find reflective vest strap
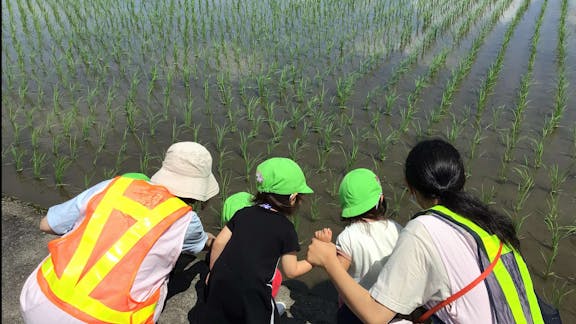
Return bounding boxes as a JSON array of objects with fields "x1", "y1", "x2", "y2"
[
  {"x1": 59, "y1": 177, "x2": 134, "y2": 287},
  {"x1": 428, "y1": 205, "x2": 537, "y2": 323},
  {"x1": 514, "y1": 252, "x2": 545, "y2": 324},
  {"x1": 75, "y1": 197, "x2": 187, "y2": 294}
]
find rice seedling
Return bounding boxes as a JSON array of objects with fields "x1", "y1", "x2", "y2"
[
  {"x1": 309, "y1": 196, "x2": 321, "y2": 221},
  {"x1": 242, "y1": 152, "x2": 262, "y2": 184},
  {"x1": 10, "y1": 145, "x2": 25, "y2": 173},
  {"x1": 541, "y1": 195, "x2": 574, "y2": 278},
  {"x1": 288, "y1": 137, "x2": 308, "y2": 163},
  {"x1": 244, "y1": 96, "x2": 260, "y2": 122},
  {"x1": 53, "y1": 155, "x2": 72, "y2": 186},
  {"x1": 529, "y1": 136, "x2": 545, "y2": 169},
  {"x1": 316, "y1": 146, "x2": 333, "y2": 174},
  {"x1": 217, "y1": 147, "x2": 231, "y2": 181},
  {"x1": 215, "y1": 123, "x2": 230, "y2": 153},
  {"x1": 512, "y1": 166, "x2": 535, "y2": 215},
  {"x1": 341, "y1": 129, "x2": 360, "y2": 172},
  {"x1": 32, "y1": 150, "x2": 47, "y2": 180},
  {"x1": 103, "y1": 167, "x2": 118, "y2": 179},
  {"x1": 547, "y1": 164, "x2": 568, "y2": 197},
  {"x1": 545, "y1": 280, "x2": 574, "y2": 310},
  {"x1": 445, "y1": 111, "x2": 467, "y2": 143}
]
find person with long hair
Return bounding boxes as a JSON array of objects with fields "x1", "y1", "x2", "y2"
[{"x1": 307, "y1": 139, "x2": 546, "y2": 323}]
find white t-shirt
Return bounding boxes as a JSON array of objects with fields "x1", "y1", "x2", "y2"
[
  {"x1": 369, "y1": 215, "x2": 494, "y2": 323},
  {"x1": 336, "y1": 219, "x2": 403, "y2": 289}
]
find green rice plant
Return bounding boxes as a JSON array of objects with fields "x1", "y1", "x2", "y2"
[
  {"x1": 217, "y1": 147, "x2": 231, "y2": 181},
  {"x1": 139, "y1": 151, "x2": 152, "y2": 175},
  {"x1": 445, "y1": 112, "x2": 467, "y2": 143},
  {"x1": 84, "y1": 172, "x2": 95, "y2": 189},
  {"x1": 288, "y1": 104, "x2": 306, "y2": 129},
  {"x1": 256, "y1": 74, "x2": 271, "y2": 101},
  {"x1": 319, "y1": 121, "x2": 339, "y2": 153},
  {"x1": 244, "y1": 96, "x2": 260, "y2": 122},
  {"x1": 295, "y1": 77, "x2": 308, "y2": 103},
  {"x1": 32, "y1": 150, "x2": 47, "y2": 180},
  {"x1": 547, "y1": 164, "x2": 568, "y2": 197},
  {"x1": 544, "y1": 279, "x2": 574, "y2": 309},
  {"x1": 69, "y1": 135, "x2": 79, "y2": 161},
  {"x1": 171, "y1": 119, "x2": 182, "y2": 143},
  {"x1": 512, "y1": 166, "x2": 534, "y2": 215},
  {"x1": 372, "y1": 128, "x2": 397, "y2": 162},
  {"x1": 478, "y1": 184, "x2": 496, "y2": 206},
  {"x1": 540, "y1": 194, "x2": 573, "y2": 278},
  {"x1": 268, "y1": 119, "x2": 289, "y2": 143},
  {"x1": 310, "y1": 196, "x2": 321, "y2": 221},
  {"x1": 53, "y1": 155, "x2": 72, "y2": 186},
  {"x1": 530, "y1": 136, "x2": 545, "y2": 168},
  {"x1": 288, "y1": 137, "x2": 308, "y2": 162},
  {"x1": 10, "y1": 145, "x2": 25, "y2": 173},
  {"x1": 103, "y1": 167, "x2": 118, "y2": 179},
  {"x1": 505, "y1": 208, "x2": 530, "y2": 238},
  {"x1": 316, "y1": 146, "x2": 333, "y2": 173},
  {"x1": 242, "y1": 152, "x2": 262, "y2": 184},
  {"x1": 249, "y1": 116, "x2": 265, "y2": 138},
  {"x1": 203, "y1": 78, "x2": 211, "y2": 103},
  {"x1": 31, "y1": 127, "x2": 43, "y2": 151},
  {"x1": 388, "y1": 186, "x2": 408, "y2": 220},
  {"x1": 217, "y1": 72, "x2": 233, "y2": 106},
  {"x1": 183, "y1": 99, "x2": 194, "y2": 128},
  {"x1": 336, "y1": 75, "x2": 355, "y2": 108},
  {"x1": 384, "y1": 90, "x2": 398, "y2": 115},
  {"x1": 341, "y1": 129, "x2": 360, "y2": 172},
  {"x1": 215, "y1": 123, "x2": 230, "y2": 153}
]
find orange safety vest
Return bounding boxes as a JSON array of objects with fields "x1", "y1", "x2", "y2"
[{"x1": 37, "y1": 176, "x2": 191, "y2": 323}]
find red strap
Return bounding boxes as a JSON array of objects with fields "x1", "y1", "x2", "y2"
[{"x1": 417, "y1": 241, "x2": 504, "y2": 323}]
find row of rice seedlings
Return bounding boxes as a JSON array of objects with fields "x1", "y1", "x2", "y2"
[
  {"x1": 497, "y1": 0, "x2": 546, "y2": 179},
  {"x1": 427, "y1": 0, "x2": 515, "y2": 127},
  {"x1": 542, "y1": 0, "x2": 568, "y2": 137}
]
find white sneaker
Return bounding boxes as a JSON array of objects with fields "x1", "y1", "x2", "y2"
[{"x1": 276, "y1": 301, "x2": 286, "y2": 316}]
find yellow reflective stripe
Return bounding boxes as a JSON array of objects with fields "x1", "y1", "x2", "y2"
[
  {"x1": 76, "y1": 197, "x2": 186, "y2": 293},
  {"x1": 40, "y1": 177, "x2": 186, "y2": 323},
  {"x1": 514, "y1": 252, "x2": 544, "y2": 324},
  {"x1": 132, "y1": 302, "x2": 157, "y2": 323},
  {"x1": 42, "y1": 257, "x2": 135, "y2": 323},
  {"x1": 59, "y1": 177, "x2": 133, "y2": 288},
  {"x1": 491, "y1": 257, "x2": 527, "y2": 323},
  {"x1": 430, "y1": 205, "x2": 536, "y2": 323}
]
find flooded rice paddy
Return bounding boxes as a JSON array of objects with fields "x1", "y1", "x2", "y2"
[{"x1": 2, "y1": 0, "x2": 575, "y2": 321}]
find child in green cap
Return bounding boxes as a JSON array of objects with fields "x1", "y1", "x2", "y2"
[
  {"x1": 315, "y1": 168, "x2": 403, "y2": 323},
  {"x1": 219, "y1": 191, "x2": 285, "y2": 302},
  {"x1": 202, "y1": 157, "x2": 314, "y2": 323}
]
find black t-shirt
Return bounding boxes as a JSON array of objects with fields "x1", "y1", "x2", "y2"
[{"x1": 215, "y1": 205, "x2": 300, "y2": 285}]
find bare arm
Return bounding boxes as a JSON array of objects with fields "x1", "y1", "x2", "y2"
[
  {"x1": 307, "y1": 238, "x2": 396, "y2": 324},
  {"x1": 280, "y1": 252, "x2": 313, "y2": 279},
  {"x1": 209, "y1": 226, "x2": 232, "y2": 270},
  {"x1": 39, "y1": 216, "x2": 58, "y2": 235},
  {"x1": 315, "y1": 228, "x2": 351, "y2": 271}
]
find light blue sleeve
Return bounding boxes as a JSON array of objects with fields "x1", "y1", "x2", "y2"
[
  {"x1": 181, "y1": 211, "x2": 208, "y2": 254},
  {"x1": 46, "y1": 180, "x2": 112, "y2": 235}
]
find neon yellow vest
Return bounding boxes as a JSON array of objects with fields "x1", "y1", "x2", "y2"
[{"x1": 426, "y1": 205, "x2": 544, "y2": 324}]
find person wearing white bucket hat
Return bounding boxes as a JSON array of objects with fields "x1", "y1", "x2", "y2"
[{"x1": 20, "y1": 141, "x2": 220, "y2": 324}]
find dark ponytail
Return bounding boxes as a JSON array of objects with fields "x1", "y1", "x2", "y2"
[{"x1": 405, "y1": 139, "x2": 520, "y2": 251}]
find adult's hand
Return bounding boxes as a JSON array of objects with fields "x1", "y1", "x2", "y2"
[{"x1": 306, "y1": 237, "x2": 337, "y2": 268}]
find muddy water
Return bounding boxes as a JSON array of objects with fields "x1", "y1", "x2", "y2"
[{"x1": 2, "y1": 0, "x2": 575, "y2": 321}]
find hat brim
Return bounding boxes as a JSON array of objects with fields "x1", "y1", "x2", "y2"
[
  {"x1": 341, "y1": 194, "x2": 380, "y2": 218},
  {"x1": 151, "y1": 167, "x2": 219, "y2": 201},
  {"x1": 298, "y1": 184, "x2": 314, "y2": 194}
]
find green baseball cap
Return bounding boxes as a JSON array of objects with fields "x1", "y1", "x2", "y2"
[
  {"x1": 339, "y1": 168, "x2": 382, "y2": 218},
  {"x1": 222, "y1": 192, "x2": 253, "y2": 223},
  {"x1": 255, "y1": 157, "x2": 314, "y2": 195}
]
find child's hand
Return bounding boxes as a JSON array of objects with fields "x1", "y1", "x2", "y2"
[{"x1": 314, "y1": 228, "x2": 332, "y2": 242}]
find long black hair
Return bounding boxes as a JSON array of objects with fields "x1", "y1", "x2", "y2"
[{"x1": 405, "y1": 139, "x2": 520, "y2": 250}]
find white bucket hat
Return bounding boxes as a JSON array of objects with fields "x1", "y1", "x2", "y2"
[{"x1": 151, "y1": 142, "x2": 219, "y2": 201}]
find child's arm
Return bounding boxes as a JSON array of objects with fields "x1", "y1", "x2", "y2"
[
  {"x1": 209, "y1": 225, "x2": 232, "y2": 270},
  {"x1": 315, "y1": 228, "x2": 351, "y2": 271},
  {"x1": 280, "y1": 252, "x2": 313, "y2": 279}
]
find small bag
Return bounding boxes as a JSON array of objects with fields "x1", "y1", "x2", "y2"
[{"x1": 537, "y1": 294, "x2": 562, "y2": 324}]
